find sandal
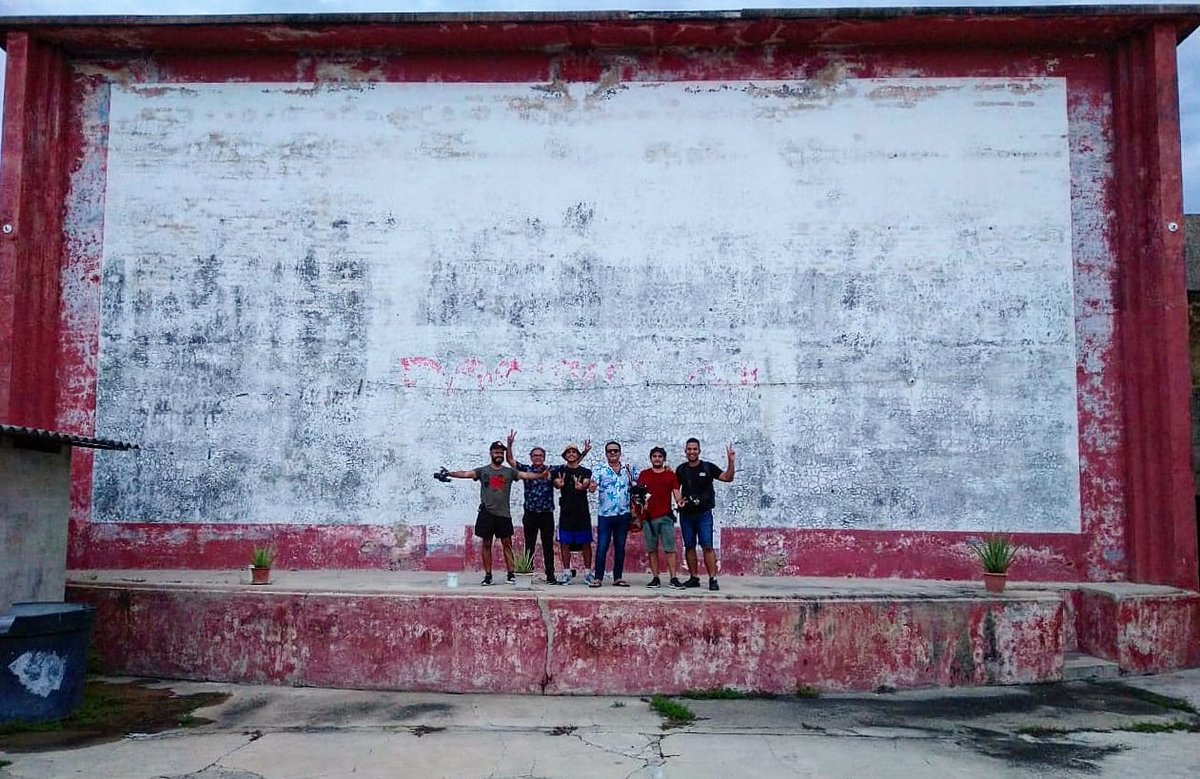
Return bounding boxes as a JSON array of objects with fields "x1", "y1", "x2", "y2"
[
  {"x1": 588, "y1": 579, "x2": 602, "y2": 588},
  {"x1": 614, "y1": 580, "x2": 630, "y2": 587}
]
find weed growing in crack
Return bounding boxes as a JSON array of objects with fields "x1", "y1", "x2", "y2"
[
  {"x1": 1017, "y1": 725, "x2": 1075, "y2": 737},
  {"x1": 1118, "y1": 720, "x2": 1199, "y2": 733},
  {"x1": 681, "y1": 688, "x2": 776, "y2": 700},
  {"x1": 548, "y1": 725, "x2": 577, "y2": 736},
  {"x1": 795, "y1": 685, "x2": 821, "y2": 699},
  {"x1": 650, "y1": 695, "x2": 696, "y2": 728},
  {"x1": 611, "y1": 701, "x2": 626, "y2": 708}
]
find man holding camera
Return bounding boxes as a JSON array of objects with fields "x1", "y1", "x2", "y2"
[
  {"x1": 675, "y1": 438, "x2": 735, "y2": 591},
  {"x1": 438, "y1": 440, "x2": 549, "y2": 586}
]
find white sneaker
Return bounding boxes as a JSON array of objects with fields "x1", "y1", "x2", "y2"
[
  {"x1": 583, "y1": 572, "x2": 596, "y2": 585},
  {"x1": 557, "y1": 571, "x2": 571, "y2": 585}
]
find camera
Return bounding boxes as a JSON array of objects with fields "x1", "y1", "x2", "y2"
[
  {"x1": 433, "y1": 468, "x2": 451, "y2": 483},
  {"x1": 683, "y1": 495, "x2": 703, "y2": 509}
]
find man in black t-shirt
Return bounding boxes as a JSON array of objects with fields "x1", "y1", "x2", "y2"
[
  {"x1": 553, "y1": 442, "x2": 595, "y2": 584},
  {"x1": 675, "y1": 437, "x2": 735, "y2": 591}
]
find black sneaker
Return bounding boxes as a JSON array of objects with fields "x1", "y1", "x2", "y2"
[
  {"x1": 709, "y1": 578, "x2": 720, "y2": 591},
  {"x1": 546, "y1": 574, "x2": 562, "y2": 585},
  {"x1": 506, "y1": 571, "x2": 516, "y2": 584},
  {"x1": 481, "y1": 573, "x2": 493, "y2": 586},
  {"x1": 647, "y1": 577, "x2": 661, "y2": 588},
  {"x1": 683, "y1": 576, "x2": 702, "y2": 589},
  {"x1": 669, "y1": 577, "x2": 686, "y2": 590}
]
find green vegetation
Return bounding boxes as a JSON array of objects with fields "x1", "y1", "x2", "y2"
[
  {"x1": 0, "y1": 759, "x2": 11, "y2": 768},
  {"x1": 795, "y1": 684, "x2": 821, "y2": 699},
  {"x1": 1118, "y1": 720, "x2": 1197, "y2": 733},
  {"x1": 681, "y1": 687, "x2": 776, "y2": 700},
  {"x1": 1017, "y1": 725, "x2": 1074, "y2": 737},
  {"x1": 611, "y1": 701, "x2": 626, "y2": 708},
  {"x1": 512, "y1": 550, "x2": 536, "y2": 575},
  {"x1": 0, "y1": 682, "x2": 126, "y2": 734},
  {"x1": 250, "y1": 545, "x2": 275, "y2": 569},
  {"x1": 649, "y1": 695, "x2": 696, "y2": 728},
  {"x1": 970, "y1": 535, "x2": 1020, "y2": 573}
]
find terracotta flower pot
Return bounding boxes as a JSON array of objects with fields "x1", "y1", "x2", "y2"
[
  {"x1": 983, "y1": 572, "x2": 1007, "y2": 593},
  {"x1": 251, "y1": 566, "x2": 271, "y2": 585}
]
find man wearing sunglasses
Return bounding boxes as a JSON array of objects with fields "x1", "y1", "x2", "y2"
[{"x1": 589, "y1": 441, "x2": 639, "y2": 588}]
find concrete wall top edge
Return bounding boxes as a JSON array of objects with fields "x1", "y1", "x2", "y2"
[{"x1": 2, "y1": 7, "x2": 1198, "y2": 56}]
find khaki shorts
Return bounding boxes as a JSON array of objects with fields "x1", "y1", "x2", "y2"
[{"x1": 642, "y1": 515, "x2": 676, "y2": 553}]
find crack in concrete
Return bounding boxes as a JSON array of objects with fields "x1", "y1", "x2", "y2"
[
  {"x1": 165, "y1": 730, "x2": 264, "y2": 779},
  {"x1": 764, "y1": 735, "x2": 806, "y2": 777},
  {"x1": 534, "y1": 591, "x2": 554, "y2": 694}
]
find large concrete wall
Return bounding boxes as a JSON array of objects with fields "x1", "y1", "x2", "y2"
[{"x1": 90, "y1": 77, "x2": 1080, "y2": 552}]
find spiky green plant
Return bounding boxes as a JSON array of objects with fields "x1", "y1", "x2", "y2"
[
  {"x1": 250, "y1": 545, "x2": 275, "y2": 569},
  {"x1": 513, "y1": 550, "x2": 536, "y2": 574},
  {"x1": 970, "y1": 536, "x2": 1019, "y2": 574}
]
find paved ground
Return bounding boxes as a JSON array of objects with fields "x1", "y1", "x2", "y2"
[{"x1": 3, "y1": 670, "x2": 1199, "y2": 778}]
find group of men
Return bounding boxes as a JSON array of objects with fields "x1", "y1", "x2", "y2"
[{"x1": 438, "y1": 432, "x2": 735, "y2": 591}]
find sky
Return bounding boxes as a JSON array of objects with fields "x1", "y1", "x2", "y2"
[{"x1": 0, "y1": 1, "x2": 1195, "y2": 211}]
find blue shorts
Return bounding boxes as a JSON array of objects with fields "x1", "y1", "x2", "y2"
[
  {"x1": 679, "y1": 510, "x2": 714, "y2": 549},
  {"x1": 558, "y1": 529, "x2": 593, "y2": 545}
]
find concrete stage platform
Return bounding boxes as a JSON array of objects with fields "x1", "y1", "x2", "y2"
[{"x1": 66, "y1": 570, "x2": 1200, "y2": 695}]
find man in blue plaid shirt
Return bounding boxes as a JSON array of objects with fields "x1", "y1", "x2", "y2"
[{"x1": 506, "y1": 430, "x2": 590, "y2": 584}]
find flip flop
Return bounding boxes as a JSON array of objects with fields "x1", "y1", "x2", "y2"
[
  {"x1": 588, "y1": 579, "x2": 602, "y2": 588},
  {"x1": 614, "y1": 580, "x2": 630, "y2": 587}
]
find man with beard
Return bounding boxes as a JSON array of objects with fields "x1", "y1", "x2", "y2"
[
  {"x1": 440, "y1": 440, "x2": 549, "y2": 586},
  {"x1": 675, "y1": 438, "x2": 735, "y2": 591},
  {"x1": 637, "y1": 446, "x2": 685, "y2": 589}
]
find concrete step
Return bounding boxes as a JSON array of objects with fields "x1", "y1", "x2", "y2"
[{"x1": 1063, "y1": 652, "x2": 1121, "y2": 681}]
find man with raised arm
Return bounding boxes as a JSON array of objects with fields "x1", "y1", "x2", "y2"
[
  {"x1": 439, "y1": 439, "x2": 549, "y2": 586},
  {"x1": 675, "y1": 438, "x2": 735, "y2": 591},
  {"x1": 505, "y1": 429, "x2": 591, "y2": 585}
]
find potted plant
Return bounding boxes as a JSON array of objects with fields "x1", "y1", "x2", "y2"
[
  {"x1": 250, "y1": 544, "x2": 275, "y2": 585},
  {"x1": 512, "y1": 550, "x2": 536, "y2": 591},
  {"x1": 971, "y1": 535, "x2": 1019, "y2": 593}
]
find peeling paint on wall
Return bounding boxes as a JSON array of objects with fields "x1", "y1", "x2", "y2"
[{"x1": 90, "y1": 77, "x2": 1080, "y2": 544}]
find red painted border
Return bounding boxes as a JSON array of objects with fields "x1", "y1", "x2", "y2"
[
  {"x1": 1112, "y1": 25, "x2": 1198, "y2": 589},
  {"x1": 0, "y1": 34, "x2": 73, "y2": 428}
]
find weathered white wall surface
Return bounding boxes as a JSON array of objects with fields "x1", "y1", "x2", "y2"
[{"x1": 92, "y1": 78, "x2": 1079, "y2": 546}]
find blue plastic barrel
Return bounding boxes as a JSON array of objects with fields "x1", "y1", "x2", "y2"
[{"x1": 0, "y1": 603, "x2": 95, "y2": 722}]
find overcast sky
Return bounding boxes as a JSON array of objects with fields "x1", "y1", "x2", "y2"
[{"x1": 0, "y1": 1, "x2": 1195, "y2": 211}]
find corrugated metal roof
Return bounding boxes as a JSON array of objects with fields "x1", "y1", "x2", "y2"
[{"x1": 0, "y1": 424, "x2": 138, "y2": 451}]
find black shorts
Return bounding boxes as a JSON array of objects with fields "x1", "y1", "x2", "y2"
[{"x1": 475, "y1": 506, "x2": 514, "y2": 540}]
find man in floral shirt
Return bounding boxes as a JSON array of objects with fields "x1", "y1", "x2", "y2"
[{"x1": 589, "y1": 441, "x2": 639, "y2": 588}]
